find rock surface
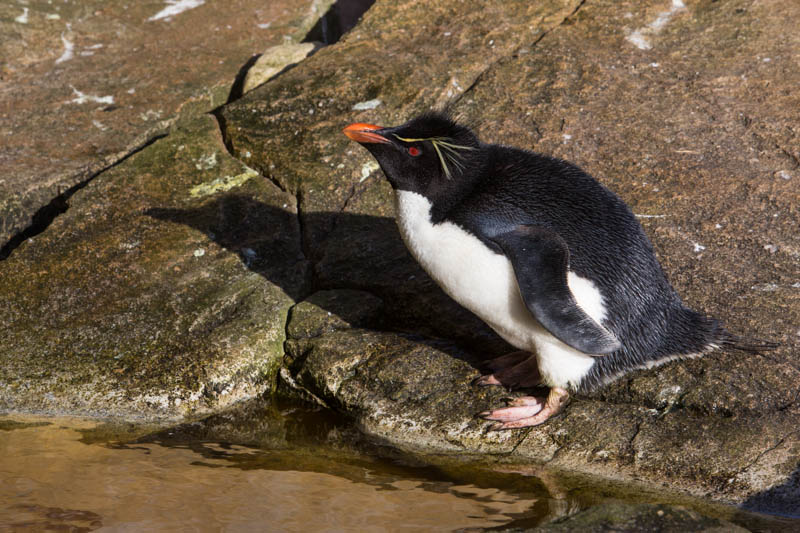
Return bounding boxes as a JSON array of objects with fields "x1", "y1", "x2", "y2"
[
  {"x1": 0, "y1": 0, "x2": 333, "y2": 248},
  {"x1": 529, "y1": 502, "x2": 749, "y2": 532},
  {"x1": 0, "y1": 112, "x2": 305, "y2": 420},
  {"x1": 241, "y1": 42, "x2": 317, "y2": 94},
  {"x1": 1, "y1": 0, "x2": 799, "y2": 518}
]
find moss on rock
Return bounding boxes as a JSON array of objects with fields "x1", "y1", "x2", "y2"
[{"x1": 0, "y1": 114, "x2": 306, "y2": 421}]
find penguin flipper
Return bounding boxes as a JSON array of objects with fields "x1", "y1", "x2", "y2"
[{"x1": 491, "y1": 225, "x2": 621, "y2": 355}]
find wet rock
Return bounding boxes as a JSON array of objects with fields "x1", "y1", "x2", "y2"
[
  {"x1": 0, "y1": 113, "x2": 306, "y2": 420},
  {"x1": 0, "y1": 419, "x2": 51, "y2": 432},
  {"x1": 284, "y1": 327, "x2": 520, "y2": 454},
  {"x1": 0, "y1": 0, "x2": 333, "y2": 248},
  {"x1": 529, "y1": 502, "x2": 749, "y2": 532}
]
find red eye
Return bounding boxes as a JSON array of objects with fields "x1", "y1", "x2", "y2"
[{"x1": 407, "y1": 146, "x2": 421, "y2": 157}]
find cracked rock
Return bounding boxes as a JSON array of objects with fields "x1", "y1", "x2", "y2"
[
  {"x1": 0, "y1": 114, "x2": 305, "y2": 421},
  {"x1": 0, "y1": 0, "x2": 330, "y2": 249}
]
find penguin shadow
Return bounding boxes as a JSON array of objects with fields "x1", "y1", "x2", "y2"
[
  {"x1": 738, "y1": 462, "x2": 800, "y2": 525},
  {"x1": 145, "y1": 193, "x2": 512, "y2": 368}
]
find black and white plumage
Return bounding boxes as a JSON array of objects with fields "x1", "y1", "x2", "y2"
[{"x1": 343, "y1": 112, "x2": 774, "y2": 429}]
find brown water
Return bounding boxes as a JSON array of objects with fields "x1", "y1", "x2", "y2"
[
  {"x1": 0, "y1": 401, "x2": 795, "y2": 532},
  {"x1": 0, "y1": 410, "x2": 545, "y2": 531},
  {"x1": 1, "y1": 422, "x2": 528, "y2": 531}
]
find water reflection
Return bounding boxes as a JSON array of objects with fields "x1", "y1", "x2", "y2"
[
  {"x1": 0, "y1": 406, "x2": 546, "y2": 532},
  {"x1": 2, "y1": 401, "x2": 796, "y2": 532}
]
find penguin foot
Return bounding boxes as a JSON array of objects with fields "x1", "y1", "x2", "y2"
[
  {"x1": 479, "y1": 399, "x2": 543, "y2": 421},
  {"x1": 504, "y1": 396, "x2": 542, "y2": 407},
  {"x1": 474, "y1": 351, "x2": 542, "y2": 389},
  {"x1": 483, "y1": 350, "x2": 530, "y2": 373},
  {"x1": 473, "y1": 374, "x2": 503, "y2": 387},
  {"x1": 482, "y1": 387, "x2": 569, "y2": 430}
]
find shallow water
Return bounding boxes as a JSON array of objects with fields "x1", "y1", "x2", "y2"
[
  {"x1": 0, "y1": 401, "x2": 795, "y2": 532},
  {"x1": 0, "y1": 406, "x2": 544, "y2": 531},
  {"x1": 1, "y1": 425, "x2": 527, "y2": 530}
]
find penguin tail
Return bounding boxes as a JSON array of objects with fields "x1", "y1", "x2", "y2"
[
  {"x1": 676, "y1": 307, "x2": 779, "y2": 354},
  {"x1": 717, "y1": 330, "x2": 780, "y2": 353}
]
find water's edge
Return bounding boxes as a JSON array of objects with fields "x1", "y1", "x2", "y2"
[{"x1": 2, "y1": 399, "x2": 796, "y2": 532}]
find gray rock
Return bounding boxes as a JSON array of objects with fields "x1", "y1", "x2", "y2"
[
  {"x1": 285, "y1": 327, "x2": 520, "y2": 454},
  {"x1": 286, "y1": 289, "x2": 383, "y2": 340},
  {"x1": 242, "y1": 43, "x2": 318, "y2": 94},
  {"x1": 1, "y1": 0, "x2": 798, "y2": 518}
]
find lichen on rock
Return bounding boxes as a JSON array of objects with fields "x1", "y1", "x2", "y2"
[{"x1": 0, "y1": 114, "x2": 305, "y2": 421}]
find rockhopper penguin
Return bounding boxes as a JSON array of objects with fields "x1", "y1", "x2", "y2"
[{"x1": 343, "y1": 112, "x2": 775, "y2": 430}]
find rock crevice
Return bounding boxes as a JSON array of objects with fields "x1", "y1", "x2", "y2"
[{"x1": 0, "y1": 129, "x2": 170, "y2": 261}]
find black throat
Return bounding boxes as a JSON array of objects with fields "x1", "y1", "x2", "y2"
[{"x1": 425, "y1": 144, "x2": 490, "y2": 223}]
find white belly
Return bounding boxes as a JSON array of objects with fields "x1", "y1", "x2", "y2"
[{"x1": 394, "y1": 190, "x2": 602, "y2": 389}]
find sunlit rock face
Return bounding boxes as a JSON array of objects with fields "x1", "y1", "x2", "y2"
[{"x1": 0, "y1": 0, "x2": 333, "y2": 248}]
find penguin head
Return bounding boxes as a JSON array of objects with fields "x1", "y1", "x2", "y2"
[{"x1": 343, "y1": 112, "x2": 483, "y2": 198}]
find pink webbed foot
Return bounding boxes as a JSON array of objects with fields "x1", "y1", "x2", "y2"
[
  {"x1": 481, "y1": 387, "x2": 570, "y2": 430},
  {"x1": 479, "y1": 397, "x2": 543, "y2": 422},
  {"x1": 472, "y1": 351, "x2": 542, "y2": 389}
]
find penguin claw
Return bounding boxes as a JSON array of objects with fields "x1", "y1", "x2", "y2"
[
  {"x1": 479, "y1": 403, "x2": 543, "y2": 422},
  {"x1": 481, "y1": 388, "x2": 570, "y2": 430},
  {"x1": 472, "y1": 374, "x2": 503, "y2": 387},
  {"x1": 505, "y1": 396, "x2": 542, "y2": 407}
]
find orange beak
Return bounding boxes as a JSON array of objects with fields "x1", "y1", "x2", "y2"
[{"x1": 343, "y1": 123, "x2": 390, "y2": 144}]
